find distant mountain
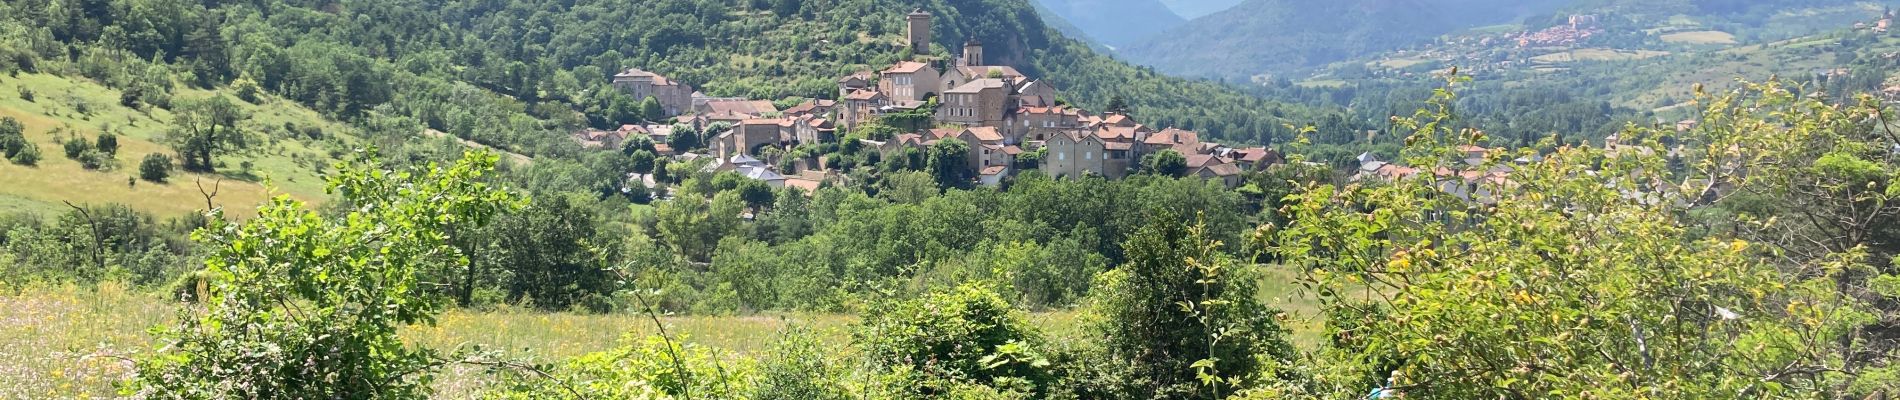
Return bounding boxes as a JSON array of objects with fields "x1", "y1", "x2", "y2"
[
  {"x1": 1120, "y1": 0, "x2": 1568, "y2": 79},
  {"x1": 1031, "y1": 0, "x2": 1186, "y2": 48},
  {"x1": 1157, "y1": 0, "x2": 1245, "y2": 19}
]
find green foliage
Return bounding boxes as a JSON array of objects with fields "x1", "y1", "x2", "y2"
[
  {"x1": 927, "y1": 139, "x2": 973, "y2": 189},
  {"x1": 167, "y1": 95, "x2": 248, "y2": 172},
  {"x1": 749, "y1": 327, "x2": 854, "y2": 400},
  {"x1": 858, "y1": 284, "x2": 1056, "y2": 396},
  {"x1": 494, "y1": 194, "x2": 617, "y2": 311},
  {"x1": 655, "y1": 189, "x2": 746, "y2": 263},
  {"x1": 94, "y1": 132, "x2": 118, "y2": 157},
  {"x1": 1140, "y1": 149, "x2": 1188, "y2": 177},
  {"x1": 493, "y1": 335, "x2": 754, "y2": 399},
  {"x1": 1090, "y1": 214, "x2": 1294, "y2": 399},
  {"x1": 61, "y1": 136, "x2": 89, "y2": 160},
  {"x1": 132, "y1": 150, "x2": 522, "y2": 398},
  {"x1": 1260, "y1": 81, "x2": 1878, "y2": 398},
  {"x1": 8, "y1": 141, "x2": 39, "y2": 166},
  {"x1": 139, "y1": 154, "x2": 173, "y2": 182}
]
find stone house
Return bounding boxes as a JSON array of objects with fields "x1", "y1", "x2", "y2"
[
  {"x1": 937, "y1": 78, "x2": 1009, "y2": 127},
  {"x1": 1043, "y1": 129, "x2": 1109, "y2": 179},
  {"x1": 711, "y1": 119, "x2": 789, "y2": 158},
  {"x1": 841, "y1": 89, "x2": 888, "y2": 130},
  {"x1": 612, "y1": 68, "x2": 694, "y2": 117},
  {"x1": 879, "y1": 61, "x2": 939, "y2": 105}
]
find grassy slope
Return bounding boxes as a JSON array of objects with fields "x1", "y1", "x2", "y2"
[
  {"x1": 0, "y1": 73, "x2": 357, "y2": 219},
  {"x1": 2, "y1": 267, "x2": 1328, "y2": 397}
]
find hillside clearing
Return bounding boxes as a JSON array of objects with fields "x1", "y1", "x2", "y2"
[
  {"x1": 0, "y1": 73, "x2": 356, "y2": 219},
  {"x1": 1661, "y1": 30, "x2": 1737, "y2": 45}
]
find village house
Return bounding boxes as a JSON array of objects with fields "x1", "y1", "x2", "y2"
[
  {"x1": 1042, "y1": 129, "x2": 1111, "y2": 179},
  {"x1": 711, "y1": 118, "x2": 791, "y2": 159},
  {"x1": 937, "y1": 78, "x2": 1010, "y2": 127},
  {"x1": 841, "y1": 89, "x2": 889, "y2": 130},
  {"x1": 879, "y1": 61, "x2": 939, "y2": 105},
  {"x1": 697, "y1": 99, "x2": 779, "y2": 117},
  {"x1": 612, "y1": 68, "x2": 694, "y2": 117}
]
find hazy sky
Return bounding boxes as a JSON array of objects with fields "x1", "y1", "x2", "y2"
[{"x1": 1159, "y1": 0, "x2": 1246, "y2": 18}]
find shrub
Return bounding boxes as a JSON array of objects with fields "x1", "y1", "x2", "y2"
[
  {"x1": 857, "y1": 284, "x2": 1055, "y2": 396},
  {"x1": 17, "y1": 86, "x2": 32, "y2": 102},
  {"x1": 62, "y1": 136, "x2": 90, "y2": 159},
  {"x1": 139, "y1": 154, "x2": 172, "y2": 182},
  {"x1": 493, "y1": 335, "x2": 755, "y2": 399},
  {"x1": 95, "y1": 133, "x2": 118, "y2": 157},
  {"x1": 131, "y1": 151, "x2": 521, "y2": 398},
  {"x1": 9, "y1": 142, "x2": 38, "y2": 166},
  {"x1": 77, "y1": 149, "x2": 106, "y2": 170}
]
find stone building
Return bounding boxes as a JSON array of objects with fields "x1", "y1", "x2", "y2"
[{"x1": 611, "y1": 68, "x2": 693, "y2": 117}]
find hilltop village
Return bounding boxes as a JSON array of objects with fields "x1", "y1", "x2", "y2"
[{"x1": 574, "y1": 10, "x2": 1279, "y2": 191}]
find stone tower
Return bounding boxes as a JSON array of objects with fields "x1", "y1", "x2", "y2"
[
  {"x1": 960, "y1": 38, "x2": 984, "y2": 67},
  {"x1": 907, "y1": 9, "x2": 932, "y2": 55}
]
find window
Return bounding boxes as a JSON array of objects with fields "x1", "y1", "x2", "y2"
[
  {"x1": 1058, "y1": 152, "x2": 1066, "y2": 161},
  {"x1": 1085, "y1": 151, "x2": 1093, "y2": 160}
]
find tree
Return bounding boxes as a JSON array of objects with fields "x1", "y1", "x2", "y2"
[
  {"x1": 95, "y1": 133, "x2": 118, "y2": 157},
  {"x1": 628, "y1": 150, "x2": 657, "y2": 175},
  {"x1": 654, "y1": 190, "x2": 744, "y2": 263},
  {"x1": 1092, "y1": 214, "x2": 1293, "y2": 399},
  {"x1": 668, "y1": 124, "x2": 702, "y2": 152},
  {"x1": 495, "y1": 194, "x2": 615, "y2": 311},
  {"x1": 926, "y1": 139, "x2": 972, "y2": 189},
  {"x1": 1255, "y1": 81, "x2": 1880, "y2": 398},
  {"x1": 168, "y1": 96, "x2": 248, "y2": 172},
  {"x1": 639, "y1": 97, "x2": 665, "y2": 122},
  {"x1": 139, "y1": 154, "x2": 173, "y2": 182},
  {"x1": 1141, "y1": 149, "x2": 1188, "y2": 177},
  {"x1": 133, "y1": 150, "x2": 522, "y2": 398}
]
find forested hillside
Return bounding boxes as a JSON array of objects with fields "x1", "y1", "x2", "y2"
[
  {"x1": 1120, "y1": 0, "x2": 1566, "y2": 79},
  {"x1": 0, "y1": 0, "x2": 1315, "y2": 151}
]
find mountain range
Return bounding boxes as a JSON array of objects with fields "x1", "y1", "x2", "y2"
[{"x1": 1030, "y1": 0, "x2": 1186, "y2": 48}]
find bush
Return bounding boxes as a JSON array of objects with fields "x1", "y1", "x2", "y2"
[
  {"x1": 95, "y1": 133, "x2": 118, "y2": 157},
  {"x1": 139, "y1": 154, "x2": 172, "y2": 182},
  {"x1": 17, "y1": 86, "x2": 32, "y2": 102},
  {"x1": 62, "y1": 136, "x2": 90, "y2": 159},
  {"x1": 857, "y1": 284, "x2": 1055, "y2": 396},
  {"x1": 9, "y1": 142, "x2": 38, "y2": 166},
  {"x1": 494, "y1": 335, "x2": 755, "y2": 399},
  {"x1": 77, "y1": 149, "x2": 106, "y2": 170}
]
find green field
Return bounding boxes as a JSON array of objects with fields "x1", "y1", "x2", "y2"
[
  {"x1": 0, "y1": 266, "x2": 1332, "y2": 397},
  {"x1": 0, "y1": 73, "x2": 356, "y2": 219}
]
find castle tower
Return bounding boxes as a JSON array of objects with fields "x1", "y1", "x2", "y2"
[
  {"x1": 907, "y1": 9, "x2": 932, "y2": 55},
  {"x1": 960, "y1": 38, "x2": 984, "y2": 67}
]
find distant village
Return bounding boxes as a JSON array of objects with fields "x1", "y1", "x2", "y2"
[{"x1": 573, "y1": 10, "x2": 1279, "y2": 192}]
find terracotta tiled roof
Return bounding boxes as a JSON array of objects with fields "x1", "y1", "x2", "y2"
[
  {"x1": 883, "y1": 61, "x2": 930, "y2": 74},
  {"x1": 981, "y1": 165, "x2": 1008, "y2": 176},
  {"x1": 1185, "y1": 154, "x2": 1222, "y2": 169},
  {"x1": 1000, "y1": 145, "x2": 1023, "y2": 155},
  {"x1": 947, "y1": 78, "x2": 1008, "y2": 94},
  {"x1": 964, "y1": 127, "x2": 1004, "y2": 142},
  {"x1": 1096, "y1": 126, "x2": 1142, "y2": 140},
  {"x1": 844, "y1": 89, "x2": 885, "y2": 101}
]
